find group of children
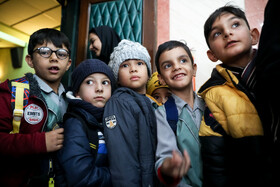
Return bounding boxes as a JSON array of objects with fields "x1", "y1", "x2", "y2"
[{"x1": 0, "y1": 0, "x2": 279, "y2": 186}]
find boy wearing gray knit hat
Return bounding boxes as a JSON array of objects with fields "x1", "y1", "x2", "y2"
[
  {"x1": 108, "y1": 39, "x2": 152, "y2": 82},
  {"x1": 103, "y1": 39, "x2": 158, "y2": 186}
]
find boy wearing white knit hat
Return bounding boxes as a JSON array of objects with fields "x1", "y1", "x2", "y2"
[{"x1": 103, "y1": 39, "x2": 158, "y2": 186}]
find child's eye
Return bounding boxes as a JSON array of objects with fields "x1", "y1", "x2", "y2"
[
  {"x1": 213, "y1": 32, "x2": 221, "y2": 38},
  {"x1": 102, "y1": 80, "x2": 110, "y2": 85},
  {"x1": 163, "y1": 64, "x2": 172, "y2": 69},
  {"x1": 180, "y1": 59, "x2": 187, "y2": 64},
  {"x1": 137, "y1": 61, "x2": 144, "y2": 66},
  {"x1": 153, "y1": 95, "x2": 159, "y2": 100},
  {"x1": 86, "y1": 80, "x2": 93, "y2": 85},
  {"x1": 121, "y1": 64, "x2": 129, "y2": 68},
  {"x1": 232, "y1": 22, "x2": 240, "y2": 28}
]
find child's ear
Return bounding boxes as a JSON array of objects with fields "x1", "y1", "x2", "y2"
[
  {"x1": 25, "y1": 55, "x2": 34, "y2": 68},
  {"x1": 207, "y1": 50, "x2": 218, "y2": 62},
  {"x1": 66, "y1": 59, "x2": 72, "y2": 71},
  {"x1": 192, "y1": 63, "x2": 197, "y2": 77},
  {"x1": 250, "y1": 28, "x2": 260, "y2": 46},
  {"x1": 157, "y1": 73, "x2": 167, "y2": 86}
]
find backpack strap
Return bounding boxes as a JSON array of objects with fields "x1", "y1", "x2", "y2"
[
  {"x1": 164, "y1": 96, "x2": 178, "y2": 134},
  {"x1": 10, "y1": 77, "x2": 30, "y2": 134},
  {"x1": 204, "y1": 106, "x2": 227, "y2": 136},
  {"x1": 63, "y1": 112, "x2": 99, "y2": 159}
]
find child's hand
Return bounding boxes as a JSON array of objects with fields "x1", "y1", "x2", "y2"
[
  {"x1": 45, "y1": 128, "x2": 64, "y2": 152},
  {"x1": 161, "y1": 150, "x2": 191, "y2": 179}
]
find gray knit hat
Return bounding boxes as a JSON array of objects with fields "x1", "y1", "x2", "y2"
[{"x1": 108, "y1": 39, "x2": 151, "y2": 80}]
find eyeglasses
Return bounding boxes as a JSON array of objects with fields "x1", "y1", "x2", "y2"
[{"x1": 33, "y1": 47, "x2": 69, "y2": 60}]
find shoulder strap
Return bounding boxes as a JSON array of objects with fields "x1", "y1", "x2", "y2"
[
  {"x1": 63, "y1": 112, "x2": 99, "y2": 159},
  {"x1": 10, "y1": 77, "x2": 30, "y2": 134},
  {"x1": 164, "y1": 96, "x2": 178, "y2": 134},
  {"x1": 204, "y1": 106, "x2": 227, "y2": 136}
]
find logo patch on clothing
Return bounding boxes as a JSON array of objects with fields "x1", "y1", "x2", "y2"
[
  {"x1": 24, "y1": 104, "x2": 43, "y2": 125},
  {"x1": 105, "y1": 115, "x2": 117, "y2": 129}
]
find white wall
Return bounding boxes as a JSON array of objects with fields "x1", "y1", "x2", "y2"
[{"x1": 169, "y1": 0, "x2": 245, "y2": 91}]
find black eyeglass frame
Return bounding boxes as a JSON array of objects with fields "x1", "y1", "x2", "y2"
[{"x1": 33, "y1": 47, "x2": 70, "y2": 60}]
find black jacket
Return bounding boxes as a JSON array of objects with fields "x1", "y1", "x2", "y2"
[
  {"x1": 199, "y1": 67, "x2": 266, "y2": 187},
  {"x1": 57, "y1": 94, "x2": 111, "y2": 186},
  {"x1": 103, "y1": 87, "x2": 157, "y2": 187},
  {"x1": 254, "y1": 1, "x2": 280, "y2": 184}
]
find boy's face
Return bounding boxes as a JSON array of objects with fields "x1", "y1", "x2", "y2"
[
  {"x1": 207, "y1": 13, "x2": 259, "y2": 66},
  {"x1": 152, "y1": 87, "x2": 171, "y2": 104},
  {"x1": 76, "y1": 73, "x2": 112, "y2": 108},
  {"x1": 157, "y1": 47, "x2": 196, "y2": 92},
  {"x1": 118, "y1": 59, "x2": 149, "y2": 94},
  {"x1": 89, "y1": 33, "x2": 102, "y2": 57},
  {"x1": 25, "y1": 42, "x2": 71, "y2": 86}
]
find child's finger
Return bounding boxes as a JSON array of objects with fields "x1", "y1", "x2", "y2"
[
  {"x1": 177, "y1": 150, "x2": 191, "y2": 178},
  {"x1": 172, "y1": 150, "x2": 183, "y2": 167},
  {"x1": 183, "y1": 150, "x2": 191, "y2": 173}
]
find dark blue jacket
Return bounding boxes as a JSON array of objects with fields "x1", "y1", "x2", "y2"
[
  {"x1": 103, "y1": 87, "x2": 157, "y2": 187},
  {"x1": 56, "y1": 94, "x2": 112, "y2": 187}
]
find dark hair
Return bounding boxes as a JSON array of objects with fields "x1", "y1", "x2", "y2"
[
  {"x1": 28, "y1": 28, "x2": 71, "y2": 57},
  {"x1": 204, "y1": 5, "x2": 250, "y2": 48},
  {"x1": 155, "y1": 40, "x2": 194, "y2": 74}
]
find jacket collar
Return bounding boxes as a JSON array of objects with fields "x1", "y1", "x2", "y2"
[
  {"x1": 66, "y1": 91, "x2": 104, "y2": 126},
  {"x1": 172, "y1": 93, "x2": 204, "y2": 113},
  {"x1": 198, "y1": 65, "x2": 256, "y2": 105},
  {"x1": 198, "y1": 65, "x2": 239, "y2": 95},
  {"x1": 33, "y1": 74, "x2": 65, "y2": 96}
]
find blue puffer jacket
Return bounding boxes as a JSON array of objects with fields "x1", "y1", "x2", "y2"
[{"x1": 56, "y1": 92, "x2": 112, "y2": 187}]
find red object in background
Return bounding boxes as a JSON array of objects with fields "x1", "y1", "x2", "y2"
[{"x1": 193, "y1": 77, "x2": 196, "y2": 92}]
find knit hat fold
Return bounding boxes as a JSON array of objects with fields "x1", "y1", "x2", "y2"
[{"x1": 108, "y1": 39, "x2": 151, "y2": 80}]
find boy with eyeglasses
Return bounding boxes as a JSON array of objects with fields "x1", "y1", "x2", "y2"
[{"x1": 0, "y1": 28, "x2": 72, "y2": 186}]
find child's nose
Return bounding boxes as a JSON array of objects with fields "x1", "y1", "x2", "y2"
[
  {"x1": 173, "y1": 62, "x2": 181, "y2": 71},
  {"x1": 130, "y1": 64, "x2": 137, "y2": 72},
  {"x1": 224, "y1": 28, "x2": 233, "y2": 38},
  {"x1": 50, "y1": 51, "x2": 58, "y2": 61},
  {"x1": 96, "y1": 82, "x2": 103, "y2": 92}
]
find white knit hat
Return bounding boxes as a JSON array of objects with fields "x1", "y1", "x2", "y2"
[{"x1": 108, "y1": 39, "x2": 151, "y2": 80}]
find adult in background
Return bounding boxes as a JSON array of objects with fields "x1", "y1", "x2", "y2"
[{"x1": 89, "y1": 25, "x2": 121, "y2": 64}]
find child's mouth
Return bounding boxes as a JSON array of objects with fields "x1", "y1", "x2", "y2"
[
  {"x1": 172, "y1": 73, "x2": 185, "y2": 80},
  {"x1": 225, "y1": 40, "x2": 237, "y2": 48},
  {"x1": 130, "y1": 76, "x2": 140, "y2": 81},
  {"x1": 48, "y1": 66, "x2": 59, "y2": 73}
]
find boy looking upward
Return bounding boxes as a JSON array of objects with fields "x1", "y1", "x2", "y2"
[{"x1": 199, "y1": 5, "x2": 265, "y2": 187}]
